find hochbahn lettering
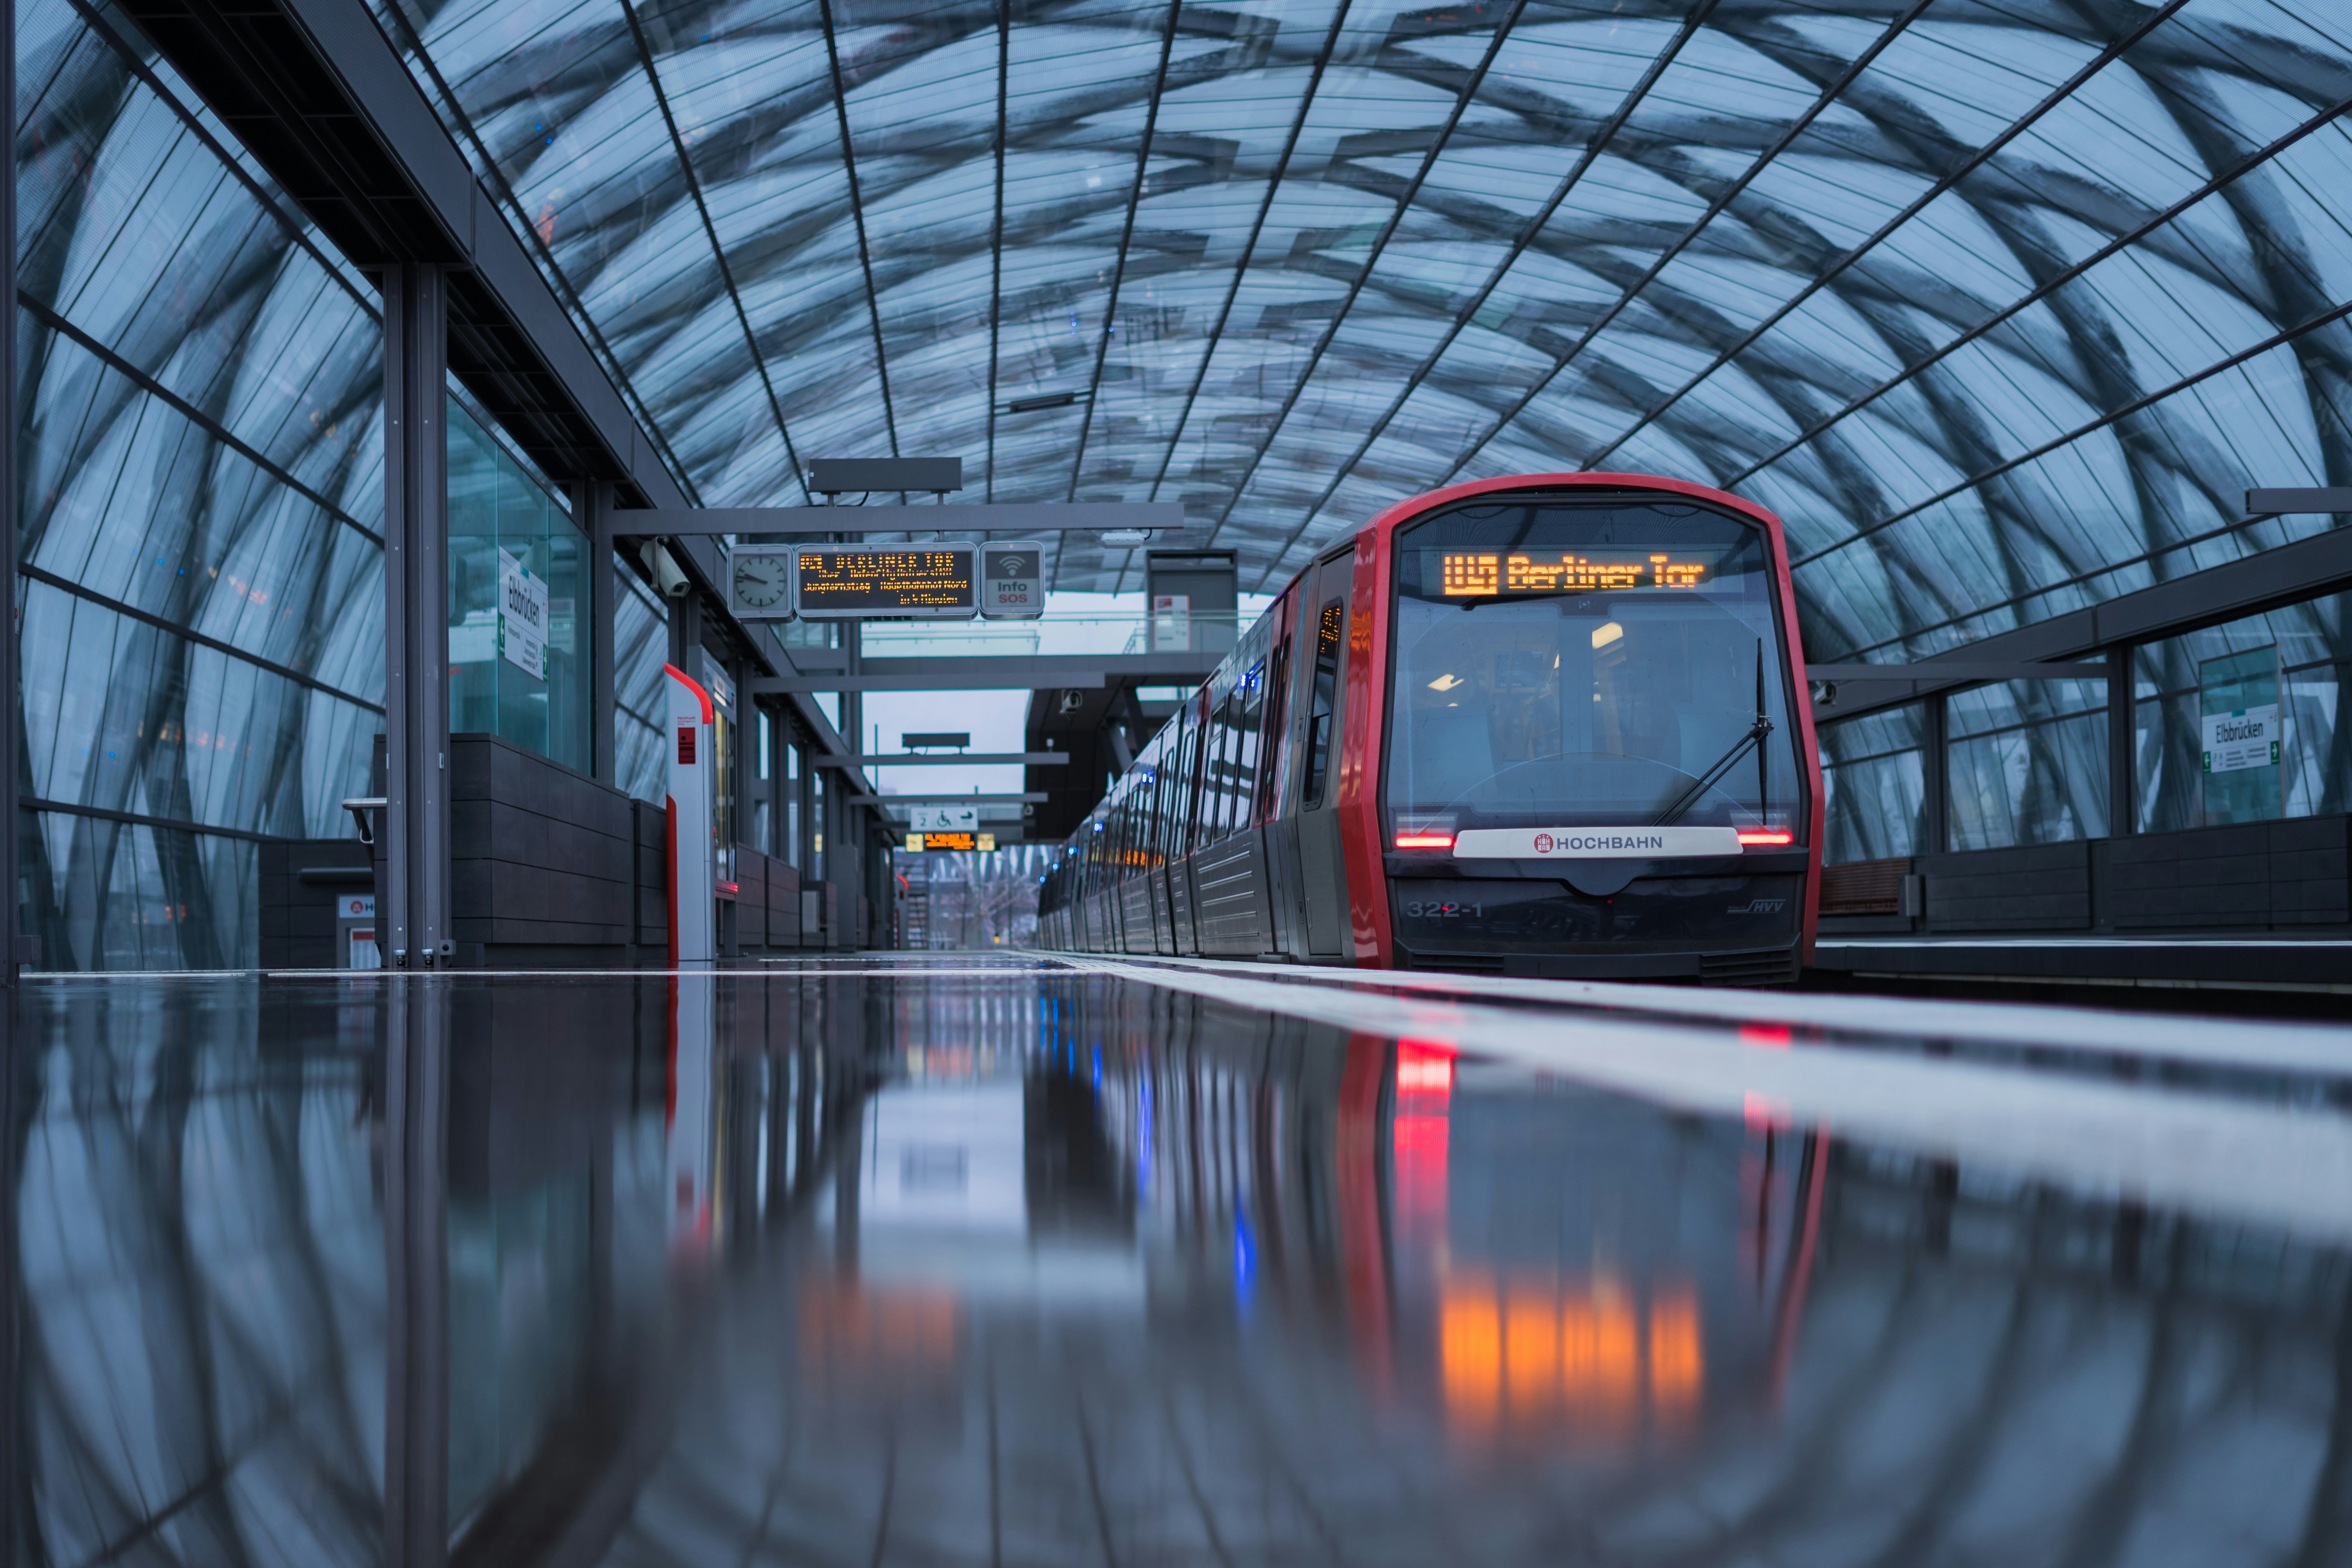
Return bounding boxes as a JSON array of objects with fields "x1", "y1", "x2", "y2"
[{"x1": 1453, "y1": 826, "x2": 1744, "y2": 859}]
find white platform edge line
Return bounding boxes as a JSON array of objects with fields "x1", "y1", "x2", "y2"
[
  {"x1": 1067, "y1": 957, "x2": 2352, "y2": 1245},
  {"x1": 1051, "y1": 952, "x2": 2352, "y2": 1076}
]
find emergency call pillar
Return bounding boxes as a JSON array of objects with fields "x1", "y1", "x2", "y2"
[{"x1": 666, "y1": 663, "x2": 717, "y2": 966}]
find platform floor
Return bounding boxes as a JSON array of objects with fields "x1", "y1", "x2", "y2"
[{"x1": 13, "y1": 956, "x2": 2352, "y2": 1567}]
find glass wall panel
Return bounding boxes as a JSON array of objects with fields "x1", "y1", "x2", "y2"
[
  {"x1": 812, "y1": 768, "x2": 826, "y2": 880},
  {"x1": 18, "y1": 0, "x2": 387, "y2": 967},
  {"x1": 20, "y1": 813, "x2": 263, "y2": 970},
  {"x1": 1819, "y1": 705, "x2": 1924, "y2": 865},
  {"x1": 753, "y1": 708, "x2": 773, "y2": 856},
  {"x1": 1947, "y1": 681, "x2": 2108, "y2": 853},
  {"x1": 2135, "y1": 595, "x2": 2352, "y2": 833},
  {"x1": 448, "y1": 404, "x2": 588, "y2": 774},
  {"x1": 613, "y1": 557, "x2": 670, "y2": 804},
  {"x1": 784, "y1": 743, "x2": 802, "y2": 870}
]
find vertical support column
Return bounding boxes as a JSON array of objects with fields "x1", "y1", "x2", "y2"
[
  {"x1": 382, "y1": 265, "x2": 452, "y2": 969},
  {"x1": 2107, "y1": 644, "x2": 2135, "y2": 838},
  {"x1": 0, "y1": 0, "x2": 20, "y2": 980},
  {"x1": 1921, "y1": 690, "x2": 1949, "y2": 857},
  {"x1": 731, "y1": 661, "x2": 755, "y2": 850},
  {"x1": 0, "y1": 1009, "x2": 20, "y2": 1564},
  {"x1": 666, "y1": 568, "x2": 702, "y2": 674},
  {"x1": 383, "y1": 980, "x2": 450, "y2": 1568},
  {"x1": 840, "y1": 621, "x2": 861, "y2": 949},
  {"x1": 579, "y1": 480, "x2": 616, "y2": 786}
]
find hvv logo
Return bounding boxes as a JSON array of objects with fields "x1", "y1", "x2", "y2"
[{"x1": 1726, "y1": 898, "x2": 1787, "y2": 915}]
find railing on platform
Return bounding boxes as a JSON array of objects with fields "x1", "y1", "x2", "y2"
[{"x1": 853, "y1": 610, "x2": 1240, "y2": 662}]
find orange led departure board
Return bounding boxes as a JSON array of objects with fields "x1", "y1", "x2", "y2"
[
  {"x1": 904, "y1": 831, "x2": 993, "y2": 852},
  {"x1": 795, "y1": 546, "x2": 977, "y2": 619},
  {"x1": 1438, "y1": 550, "x2": 1710, "y2": 596}
]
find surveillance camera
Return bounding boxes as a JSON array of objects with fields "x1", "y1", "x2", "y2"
[{"x1": 1059, "y1": 689, "x2": 1085, "y2": 714}]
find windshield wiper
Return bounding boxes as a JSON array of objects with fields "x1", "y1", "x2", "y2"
[{"x1": 1653, "y1": 641, "x2": 1774, "y2": 829}]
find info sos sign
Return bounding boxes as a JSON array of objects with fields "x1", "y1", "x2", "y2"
[{"x1": 981, "y1": 542, "x2": 1044, "y2": 620}]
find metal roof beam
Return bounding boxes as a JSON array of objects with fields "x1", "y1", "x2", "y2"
[
  {"x1": 821, "y1": 753, "x2": 1071, "y2": 766},
  {"x1": 1196, "y1": 0, "x2": 1533, "y2": 559},
  {"x1": 752, "y1": 651, "x2": 1221, "y2": 693},
  {"x1": 117, "y1": 0, "x2": 688, "y2": 512},
  {"x1": 1059, "y1": 0, "x2": 1183, "y2": 518},
  {"x1": 617, "y1": 503, "x2": 1185, "y2": 535}
]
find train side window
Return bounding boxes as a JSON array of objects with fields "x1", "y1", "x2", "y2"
[
  {"x1": 1113, "y1": 791, "x2": 1130, "y2": 884},
  {"x1": 1205, "y1": 693, "x2": 1234, "y2": 840},
  {"x1": 1227, "y1": 659, "x2": 1267, "y2": 831},
  {"x1": 1302, "y1": 598, "x2": 1344, "y2": 808},
  {"x1": 1256, "y1": 636, "x2": 1290, "y2": 821},
  {"x1": 1143, "y1": 748, "x2": 1162, "y2": 869},
  {"x1": 1171, "y1": 710, "x2": 1193, "y2": 855},
  {"x1": 1165, "y1": 728, "x2": 1182, "y2": 856}
]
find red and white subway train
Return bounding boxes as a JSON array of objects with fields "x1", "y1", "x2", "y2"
[{"x1": 1037, "y1": 474, "x2": 1822, "y2": 984}]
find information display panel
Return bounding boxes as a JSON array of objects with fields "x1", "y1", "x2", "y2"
[
  {"x1": 795, "y1": 545, "x2": 978, "y2": 619},
  {"x1": 904, "y1": 830, "x2": 993, "y2": 852}
]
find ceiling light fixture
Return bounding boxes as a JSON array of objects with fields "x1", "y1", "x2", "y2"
[{"x1": 1003, "y1": 391, "x2": 1085, "y2": 414}]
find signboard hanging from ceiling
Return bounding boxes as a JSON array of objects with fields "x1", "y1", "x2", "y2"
[
  {"x1": 980, "y1": 541, "x2": 1044, "y2": 619},
  {"x1": 794, "y1": 545, "x2": 977, "y2": 620},
  {"x1": 904, "y1": 831, "x2": 995, "y2": 852}
]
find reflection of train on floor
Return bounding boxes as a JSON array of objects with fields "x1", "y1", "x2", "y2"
[
  {"x1": 1076, "y1": 1003, "x2": 1829, "y2": 1456},
  {"x1": 1038, "y1": 474, "x2": 1823, "y2": 982}
]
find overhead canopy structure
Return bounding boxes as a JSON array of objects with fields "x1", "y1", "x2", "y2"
[{"x1": 377, "y1": 0, "x2": 2348, "y2": 652}]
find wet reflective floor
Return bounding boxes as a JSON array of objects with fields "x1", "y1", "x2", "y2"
[{"x1": 16, "y1": 956, "x2": 2352, "y2": 1567}]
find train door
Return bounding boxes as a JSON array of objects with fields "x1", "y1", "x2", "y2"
[
  {"x1": 1293, "y1": 548, "x2": 1356, "y2": 959},
  {"x1": 1121, "y1": 786, "x2": 1154, "y2": 956},
  {"x1": 1255, "y1": 594, "x2": 1302, "y2": 958},
  {"x1": 1170, "y1": 699, "x2": 1207, "y2": 955},
  {"x1": 1151, "y1": 746, "x2": 1178, "y2": 956},
  {"x1": 1194, "y1": 620, "x2": 1278, "y2": 956}
]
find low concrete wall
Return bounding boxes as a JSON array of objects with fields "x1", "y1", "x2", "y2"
[
  {"x1": 254, "y1": 733, "x2": 860, "y2": 967},
  {"x1": 258, "y1": 839, "x2": 373, "y2": 969},
  {"x1": 1820, "y1": 812, "x2": 2352, "y2": 939}
]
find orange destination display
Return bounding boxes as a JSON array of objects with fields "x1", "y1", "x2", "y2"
[
  {"x1": 902, "y1": 831, "x2": 993, "y2": 852},
  {"x1": 1438, "y1": 550, "x2": 1712, "y2": 596},
  {"x1": 794, "y1": 545, "x2": 978, "y2": 619}
]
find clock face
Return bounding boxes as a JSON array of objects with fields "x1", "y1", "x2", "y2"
[{"x1": 733, "y1": 553, "x2": 789, "y2": 610}]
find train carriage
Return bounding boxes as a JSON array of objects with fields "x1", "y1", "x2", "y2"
[{"x1": 1039, "y1": 474, "x2": 1823, "y2": 983}]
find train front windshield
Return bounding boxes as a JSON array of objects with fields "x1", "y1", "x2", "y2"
[{"x1": 1387, "y1": 497, "x2": 1802, "y2": 838}]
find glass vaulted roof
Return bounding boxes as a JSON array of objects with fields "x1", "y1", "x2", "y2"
[{"x1": 379, "y1": 0, "x2": 2352, "y2": 656}]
